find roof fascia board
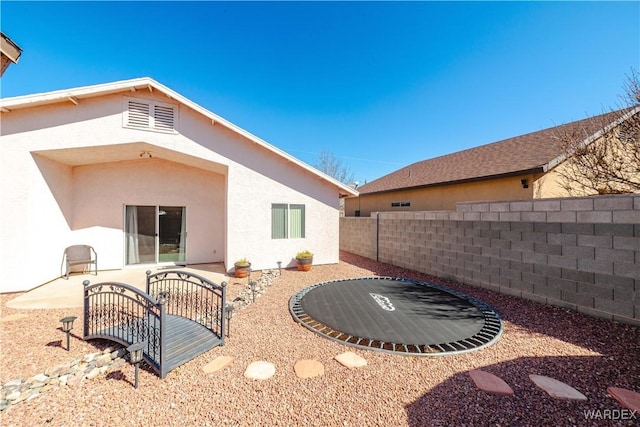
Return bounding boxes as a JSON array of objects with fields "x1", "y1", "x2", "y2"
[
  {"x1": 0, "y1": 33, "x2": 22, "y2": 63},
  {"x1": 145, "y1": 80, "x2": 357, "y2": 196},
  {"x1": 0, "y1": 77, "x2": 358, "y2": 197},
  {"x1": 0, "y1": 77, "x2": 155, "y2": 109},
  {"x1": 543, "y1": 106, "x2": 640, "y2": 172},
  {"x1": 359, "y1": 168, "x2": 543, "y2": 196}
]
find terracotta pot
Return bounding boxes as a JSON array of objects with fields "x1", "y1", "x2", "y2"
[
  {"x1": 234, "y1": 263, "x2": 251, "y2": 278},
  {"x1": 296, "y1": 257, "x2": 313, "y2": 271}
]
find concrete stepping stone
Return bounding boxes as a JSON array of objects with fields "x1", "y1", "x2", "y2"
[
  {"x1": 0, "y1": 314, "x2": 28, "y2": 323},
  {"x1": 334, "y1": 352, "x2": 367, "y2": 369},
  {"x1": 469, "y1": 369, "x2": 514, "y2": 396},
  {"x1": 607, "y1": 386, "x2": 640, "y2": 412},
  {"x1": 529, "y1": 374, "x2": 587, "y2": 401},
  {"x1": 244, "y1": 361, "x2": 275, "y2": 380},
  {"x1": 202, "y1": 356, "x2": 235, "y2": 374},
  {"x1": 294, "y1": 359, "x2": 324, "y2": 378}
]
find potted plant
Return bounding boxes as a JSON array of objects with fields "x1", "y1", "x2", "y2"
[
  {"x1": 295, "y1": 250, "x2": 313, "y2": 271},
  {"x1": 233, "y1": 258, "x2": 251, "y2": 278}
]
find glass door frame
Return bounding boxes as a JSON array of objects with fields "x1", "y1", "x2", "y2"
[{"x1": 124, "y1": 205, "x2": 187, "y2": 267}]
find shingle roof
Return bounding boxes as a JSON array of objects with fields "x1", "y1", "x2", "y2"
[{"x1": 358, "y1": 109, "x2": 626, "y2": 195}]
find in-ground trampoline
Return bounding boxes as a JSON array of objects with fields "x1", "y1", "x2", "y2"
[{"x1": 289, "y1": 277, "x2": 503, "y2": 356}]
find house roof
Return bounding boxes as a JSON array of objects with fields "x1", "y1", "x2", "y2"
[
  {"x1": 357, "y1": 108, "x2": 637, "y2": 195},
  {"x1": 0, "y1": 32, "x2": 22, "y2": 76},
  {"x1": 0, "y1": 77, "x2": 358, "y2": 197}
]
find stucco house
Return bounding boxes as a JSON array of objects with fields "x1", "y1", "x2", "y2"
[
  {"x1": 345, "y1": 108, "x2": 639, "y2": 217},
  {"x1": 0, "y1": 78, "x2": 358, "y2": 293}
]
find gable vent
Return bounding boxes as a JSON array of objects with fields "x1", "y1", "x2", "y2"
[
  {"x1": 124, "y1": 97, "x2": 177, "y2": 133},
  {"x1": 127, "y1": 100, "x2": 151, "y2": 128},
  {"x1": 154, "y1": 105, "x2": 175, "y2": 130}
]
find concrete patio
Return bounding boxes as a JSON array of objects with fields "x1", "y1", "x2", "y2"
[{"x1": 6, "y1": 264, "x2": 228, "y2": 310}]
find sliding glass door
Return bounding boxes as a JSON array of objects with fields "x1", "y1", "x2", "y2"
[
  {"x1": 158, "y1": 206, "x2": 186, "y2": 263},
  {"x1": 125, "y1": 205, "x2": 186, "y2": 265}
]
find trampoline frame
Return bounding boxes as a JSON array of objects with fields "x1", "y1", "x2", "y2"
[{"x1": 289, "y1": 276, "x2": 503, "y2": 356}]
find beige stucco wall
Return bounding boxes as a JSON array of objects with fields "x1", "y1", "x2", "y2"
[
  {"x1": 70, "y1": 158, "x2": 225, "y2": 268},
  {"x1": 535, "y1": 131, "x2": 640, "y2": 198},
  {"x1": 345, "y1": 174, "x2": 537, "y2": 217},
  {"x1": 1, "y1": 90, "x2": 341, "y2": 292}
]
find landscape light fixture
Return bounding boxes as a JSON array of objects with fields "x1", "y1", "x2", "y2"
[
  {"x1": 225, "y1": 303, "x2": 234, "y2": 338},
  {"x1": 127, "y1": 342, "x2": 145, "y2": 389},
  {"x1": 59, "y1": 316, "x2": 77, "y2": 351},
  {"x1": 250, "y1": 281, "x2": 257, "y2": 303},
  {"x1": 277, "y1": 261, "x2": 282, "y2": 274}
]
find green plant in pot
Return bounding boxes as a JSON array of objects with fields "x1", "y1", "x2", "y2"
[
  {"x1": 234, "y1": 257, "x2": 251, "y2": 278},
  {"x1": 295, "y1": 250, "x2": 313, "y2": 271}
]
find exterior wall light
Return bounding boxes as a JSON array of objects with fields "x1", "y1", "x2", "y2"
[
  {"x1": 521, "y1": 179, "x2": 529, "y2": 189},
  {"x1": 60, "y1": 316, "x2": 77, "y2": 351}
]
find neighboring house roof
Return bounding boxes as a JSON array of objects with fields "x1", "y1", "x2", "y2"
[
  {"x1": 0, "y1": 32, "x2": 22, "y2": 76},
  {"x1": 357, "y1": 108, "x2": 637, "y2": 195},
  {"x1": 0, "y1": 77, "x2": 358, "y2": 197}
]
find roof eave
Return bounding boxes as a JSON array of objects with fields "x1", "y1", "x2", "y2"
[
  {"x1": 357, "y1": 167, "x2": 544, "y2": 196},
  {"x1": 0, "y1": 77, "x2": 358, "y2": 197},
  {"x1": 543, "y1": 105, "x2": 640, "y2": 172}
]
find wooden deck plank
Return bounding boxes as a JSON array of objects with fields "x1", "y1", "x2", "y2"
[
  {"x1": 94, "y1": 315, "x2": 223, "y2": 377},
  {"x1": 163, "y1": 315, "x2": 222, "y2": 372}
]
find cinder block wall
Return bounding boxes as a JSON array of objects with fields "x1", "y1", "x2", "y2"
[{"x1": 340, "y1": 195, "x2": 640, "y2": 326}]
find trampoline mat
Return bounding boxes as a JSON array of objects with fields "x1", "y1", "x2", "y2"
[{"x1": 289, "y1": 277, "x2": 502, "y2": 356}]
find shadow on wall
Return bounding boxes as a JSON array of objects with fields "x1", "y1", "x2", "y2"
[{"x1": 32, "y1": 153, "x2": 74, "y2": 229}]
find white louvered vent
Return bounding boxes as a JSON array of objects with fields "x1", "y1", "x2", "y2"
[
  {"x1": 127, "y1": 100, "x2": 150, "y2": 128},
  {"x1": 154, "y1": 105, "x2": 175, "y2": 130},
  {"x1": 124, "y1": 97, "x2": 177, "y2": 133}
]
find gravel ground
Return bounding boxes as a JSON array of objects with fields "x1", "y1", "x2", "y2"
[{"x1": 1, "y1": 251, "x2": 639, "y2": 426}]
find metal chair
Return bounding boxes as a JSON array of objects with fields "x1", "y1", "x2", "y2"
[{"x1": 62, "y1": 245, "x2": 98, "y2": 279}]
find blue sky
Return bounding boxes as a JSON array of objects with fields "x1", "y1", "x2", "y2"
[{"x1": 1, "y1": 1, "x2": 638, "y2": 185}]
